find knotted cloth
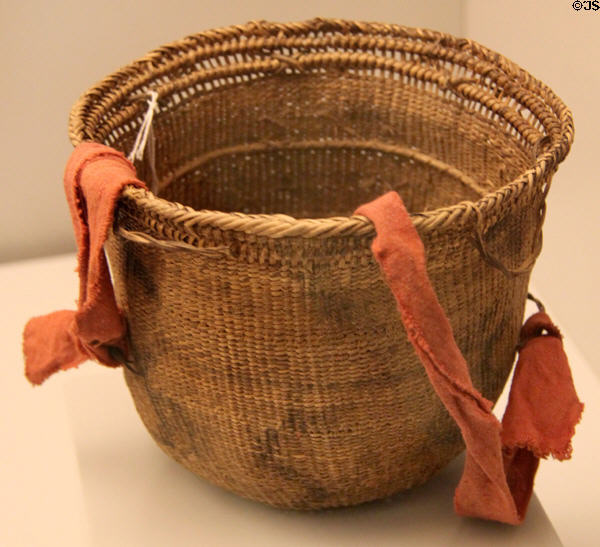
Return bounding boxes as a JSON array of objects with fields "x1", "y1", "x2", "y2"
[
  {"x1": 354, "y1": 191, "x2": 583, "y2": 524},
  {"x1": 23, "y1": 143, "x2": 147, "y2": 385},
  {"x1": 23, "y1": 143, "x2": 583, "y2": 524}
]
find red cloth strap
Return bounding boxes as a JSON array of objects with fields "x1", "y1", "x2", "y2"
[
  {"x1": 354, "y1": 190, "x2": 583, "y2": 524},
  {"x1": 23, "y1": 142, "x2": 147, "y2": 385}
]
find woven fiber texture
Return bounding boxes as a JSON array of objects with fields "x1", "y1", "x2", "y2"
[{"x1": 69, "y1": 18, "x2": 573, "y2": 509}]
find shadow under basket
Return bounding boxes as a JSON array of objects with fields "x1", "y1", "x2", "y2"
[{"x1": 69, "y1": 19, "x2": 573, "y2": 509}]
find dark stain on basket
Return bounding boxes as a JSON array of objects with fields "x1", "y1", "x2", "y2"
[
  {"x1": 321, "y1": 292, "x2": 354, "y2": 326},
  {"x1": 310, "y1": 287, "x2": 375, "y2": 329},
  {"x1": 285, "y1": 406, "x2": 310, "y2": 434},
  {"x1": 144, "y1": 382, "x2": 216, "y2": 464},
  {"x1": 124, "y1": 242, "x2": 157, "y2": 297},
  {"x1": 253, "y1": 428, "x2": 329, "y2": 506},
  {"x1": 427, "y1": 413, "x2": 463, "y2": 452}
]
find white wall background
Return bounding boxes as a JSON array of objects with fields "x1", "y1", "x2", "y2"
[{"x1": 2, "y1": 0, "x2": 597, "y2": 379}]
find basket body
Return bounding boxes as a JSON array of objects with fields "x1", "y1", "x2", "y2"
[{"x1": 71, "y1": 19, "x2": 572, "y2": 509}]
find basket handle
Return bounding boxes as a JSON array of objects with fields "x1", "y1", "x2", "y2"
[
  {"x1": 471, "y1": 201, "x2": 546, "y2": 278},
  {"x1": 22, "y1": 143, "x2": 147, "y2": 385},
  {"x1": 354, "y1": 191, "x2": 583, "y2": 525}
]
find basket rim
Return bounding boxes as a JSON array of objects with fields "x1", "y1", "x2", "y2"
[{"x1": 69, "y1": 17, "x2": 574, "y2": 238}]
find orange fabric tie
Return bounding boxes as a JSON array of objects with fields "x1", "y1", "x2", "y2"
[
  {"x1": 23, "y1": 142, "x2": 147, "y2": 385},
  {"x1": 354, "y1": 190, "x2": 583, "y2": 524}
]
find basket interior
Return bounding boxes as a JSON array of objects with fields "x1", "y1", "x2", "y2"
[
  {"x1": 79, "y1": 21, "x2": 557, "y2": 218},
  {"x1": 151, "y1": 73, "x2": 535, "y2": 217}
]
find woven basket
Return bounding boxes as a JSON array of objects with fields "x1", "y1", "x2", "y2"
[{"x1": 68, "y1": 18, "x2": 573, "y2": 510}]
